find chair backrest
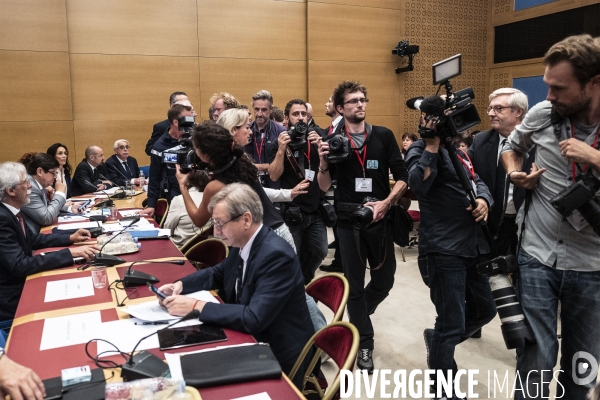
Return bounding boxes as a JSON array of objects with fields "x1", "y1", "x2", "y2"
[
  {"x1": 154, "y1": 198, "x2": 169, "y2": 228},
  {"x1": 305, "y1": 273, "x2": 349, "y2": 324},
  {"x1": 179, "y1": 222, "x2": 214, "y2": 253},
  {"x1": 184, "y1": 237, "x2": 228, "y2": 269},
  {"x1": 289, "y1": 322, "x2": 359, "y2": 400},
  {"x1": 139, "y1": 166, "x2": 150, "y2": 177}
]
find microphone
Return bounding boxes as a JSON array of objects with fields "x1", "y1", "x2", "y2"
[
  {"x1": 99, "y1": 173, "x2": 117, "y2": 188},
  {"x1": 109, "y1": 165, "x2": 133, "y2": 188},
  {"x1": 123, "y1": 259, "x2": 186, "y2": 287},
  {"x1": 121, "y1": 309, "x2": 200, "y2": 381},
  {"x1": 84, "y1": 179, "x2": 115, "y2": 207},
  {"x1": 91, "y1": 215, "x2": 141, "y2": 266},
  {"x1": 406, "y1": 96, "x2": 424, "y2": 110},
  {"x1": 100, "y1": 173, "x2": 127, "y2": 199},
  {"x1": 420, "y1": 95, "x2": 446, "y2": 117}
]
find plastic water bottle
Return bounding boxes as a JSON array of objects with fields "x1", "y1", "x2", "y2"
[{"x1": 139, "y1": 170, "x2": 145, "y2": 186}]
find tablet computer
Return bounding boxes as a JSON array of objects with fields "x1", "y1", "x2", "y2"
[{"x1": 157, "y1": 324, "x2": 227, "y2": 351}]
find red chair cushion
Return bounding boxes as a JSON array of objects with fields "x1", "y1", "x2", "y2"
[
  {"x1": 186, "y1": 240, "x2": 227, "y2": 267},
  {"x1": 407, "y1": 210, "x2": 420, "y2": 222},
  {"x1": 314, "y1": 325, "x2": 354, "y2": 369},
  {"x1": 306, "y1": 276, "x2": 344, "y2": 315}
]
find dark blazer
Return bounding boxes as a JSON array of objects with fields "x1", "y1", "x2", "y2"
[
  {"x1": 179, "y1": 225, "x2": 313, "y2": 374},
  {"x1": 307, "y1": 119, "x2": 326, "y2": 138},
  {"x1": 146, "y1": 119, "x2": 170, "y2": 156},
  {"x1": 105, "y1": 154, "x2": 140, "y2": 187},
  {"x1": 70, "y1": 160, "x2": 113, "y2": 196},
  {"x1": 0, "y1": 203, "x2": 73, "y2": 320},
  {"x1": 469, "y1": 129, "x2": 535, "y2": 233}
]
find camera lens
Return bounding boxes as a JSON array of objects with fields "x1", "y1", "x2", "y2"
[{"x1": 329, "y1": 137, "x2": 342, "y2": 151}]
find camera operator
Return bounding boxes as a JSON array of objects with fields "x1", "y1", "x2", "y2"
[
  {"x1": 317, "y1": 81, "x2": 407, "y2": 373},
  {"x1": 268, "y1": 99, "x2": 328, "y2": 284},
  {"x1": 142, "y1": 104, "x2": 194, "y2": 218},
  {"x1": 406, "y1": 115, "x2": 497, "y2": 397},
  {"x1": 500, "y1": 34, "x2": 600, "y2": 400}
]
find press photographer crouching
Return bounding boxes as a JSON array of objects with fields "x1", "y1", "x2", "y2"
[
  {"x1": 406, "y1": 106, "x2": 497, "y2": 398},
  {"x1": 317, "y1": 81, "x2": 408, "y2": 373}
]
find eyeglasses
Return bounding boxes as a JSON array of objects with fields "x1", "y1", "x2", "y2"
[
  {"x1": 117, "y1": 145, "x2": 131, "y2": 150},
  {"x1": 45, "y1": 169, "x2": 58, "y2": 176},
  {"x1": 486, "y1": 105, "x2": 514, "y2": 114},
  {"x1": 344, "y1": 98, "x2": 369, "y2": 105},
  {"x1": 210, "y1": 214, "x2": 243, "y2": 230}
]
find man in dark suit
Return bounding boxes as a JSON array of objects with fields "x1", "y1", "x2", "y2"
[
  {"x1": 70, "y1": 146, "x2": 113, "y2": 196},
  {"x1": 0, "y1": 162, "x2": 98, "y2": 321},
  {"x1": 305, "y1": 102, "x2": 326, "y2": 137},
  {"x1": 106, "y1": 139, "x2": 140, "y2": 187},
  {"x1": 145, "y1": 91, "x2": 188, "y2": 156},
  {"x1": 159, "y1": 183, "x2": 314, "y2": 388},
  {"x1": 468, "y1": 87, "x2": 533, "y2": 256}
]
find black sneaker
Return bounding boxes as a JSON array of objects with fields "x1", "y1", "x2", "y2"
[
  {"x1": 356, "y1": 348, "x2": 374, "y2": 374},
  {"x1": 423, "y1": 328, "x2": 434, "y2": 369}
]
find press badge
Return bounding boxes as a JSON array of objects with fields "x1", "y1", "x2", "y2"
[
  {"x1": 293, "y1": 151, "x2": 300, "y2": 157},
  {"x1": 567, "y1": 209, "x2": 589, "y2": 231},
  {"x1": 355, "y1": 178, "x2": 372, "y2": 192},
  {"x1": 366, "y1": 160, "x2": 378, "y2": 169},
  {"x1": 305, "y1": 169, "x2": 315, "y2": 181}
]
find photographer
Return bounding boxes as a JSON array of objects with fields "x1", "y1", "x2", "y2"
[
  {"x1": 268, "y1": 99, "x2": 328, "y2": 284},
  {"x1": 317, "y1": 81, "x2": 407, "y2": 373},
  {"x1": 143, "y1": 104, "x2": 194, "y2": 217},
  {"x1": 500, "y1": 34, "x2": 600, "y2": 400},
  {"x1": 406, "y1": 115, "x2": 496, "y2": 397}
]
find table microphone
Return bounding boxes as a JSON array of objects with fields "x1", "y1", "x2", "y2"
[
  {"x1": 123, "y1": 259, "x2": 186, "y2": 287},
  {"x1": 121, "y1": 309, "x2": 200, "y2": 381},
  {"x1": 99, "y1": 173, "x2": 128, "y2": 199},
  {"x1": 91, "y1": 215, "x2": 140, "y2": 266},
  {"x1": 84, "y1": 179, "x2": 115, "y2": 207}
]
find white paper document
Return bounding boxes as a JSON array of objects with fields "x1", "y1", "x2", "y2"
[
  {"x1": 58, "y1": 215, "x2": 88, "y2": 223},
  {"x1": 56, "y1": 221, "x2": 99, "y2": 231},
  {"x1": 120, "y1": 209, "x2": 144, "y2": 217},
  {"x1": 122, "y1": 291, "x2": 219, "y2": 322},
  {"x1": 44, "y1": 277, "x2": 95, "y2": 302},
  {"x1": 94, "y1": 187, "x2": 120, "y2": 195},
  {"x1": 96, "y1": 318, "x2": 162, "y2": 358},
  {"x1": 231, "y1": 392, "x2": 273, "y2": 400},
  {"x1": 40, "y1": 311, "x2": 102, "y2": 350}
]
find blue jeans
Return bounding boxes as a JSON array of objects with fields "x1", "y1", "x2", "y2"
[
  {"x1": 514, "y1": 249, "x2": 600, "y2": 400},
  {"x1": 289, "y1": 211, "x2": 328, "y2": 284},
  {"x1": 418, "y1": 253, "x2": 496, "y2": 385}
]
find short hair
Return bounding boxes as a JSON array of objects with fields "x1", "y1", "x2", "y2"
[
  {"x1": 489, "y1": 88, "x2": 529, "y2": 121},
  {"x1": 167, "y1": 104, "x2": 192, "y2": 124},
  {"x1": 270, "y1": 106, "x2": 284, "y2": 122},
  {"x1": 402, "y1": 132, "x2": 420, "y2": 142},
  {"x1": 332, "y1": 80, "x2": 367, "y2": 110},
  {"x1": 26, "y1": 153, "x2": 59, "y2": 176},
  {"x1": 17, "y1": 152, "x2": 38, "y2": 168},
  {"x1": 239, "y1": 104, "x2": 249, "y2": 111},
  {"x1": 210, "y1": 92, "x2": 240, "y2": 109},
  {"x1": 169, "y1": 91, "x2": 187, "y2": 105},
  {"x1": 84, "y1": 146, "x2": 99, "y2": 160},
  {"x1": 113, "y1": 139, "x2": 129, "y2": 149},
  {"x1": 251, "y1": 90, "x2": 274, "y2": 108},
  {"x1": 208, "y1": 183, "x2": 263, "y2": 224},
  {"x1": 284, "y1": 99, "x2": 307, "y2": 118},
  {"x1": 0, "y1": 162, "x2": 27, "y2": 201},
  {"x1": 186, "y1": 169, "x2": 208, "y2": 191},
  {"x1": 216, "y1": 108, "x2": 250, "y2": 136},
  {"x1": 543, "y1": 34, "x2": 600, "y2": 87}
]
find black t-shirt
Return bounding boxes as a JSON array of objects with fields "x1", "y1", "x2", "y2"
[
  {"x1": 330, "y1": 125, "x2": 408, "y2": 205},
  {"x1": 212, "y1": 173, "x2": 284, "y2": 229},
  {"x1": 269, "y1": 141, "x2": 322, "y2": 213}
]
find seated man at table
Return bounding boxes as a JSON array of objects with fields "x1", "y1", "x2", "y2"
[
  {"x1": 0, "y1": 162, "x2": 99, "y2": 322},
  {"x1": 70, "y1": 146, "x2": 113, "y2": 196},
  {"x1": 159, "y1": 183, "x2": 314, "y2": 388},
  {"x1": 105, "y1": 139, "x2": 140, "y2": 188}
]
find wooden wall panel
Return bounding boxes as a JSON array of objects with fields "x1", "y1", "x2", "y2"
[
  {"x1": 307, "y1": 2, "x2": 403, "y2": 63},
  {"x1": 69, "y1": 54, "x2": 200, "y2": 121},
  {"x1": 65, "y1": 0, "x2": 198, "y2": 56},
  {"x1": 308, "y1": 0, "x2": 401, "y2": 9},
  {"x1": 199, "y1": 58, "x2": 307, "y2": 121},
  {"x1": 0, "y1": 0, "x2": 68, "y2": 52},
  {"x1": 0, "y1": 121, "x2": 74, "y2": 163},
  {"x1": 0, "y1": 51, "x2": 72, "y2": 122},
  {"x1": 73, "y1": 120, "x2": 153, "y2": 166},
  {"x1": 198, "y1": 0, "x2": 306, "y2": 60}
]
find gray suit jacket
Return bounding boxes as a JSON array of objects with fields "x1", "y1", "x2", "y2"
[{"x1": 21, "y1": 175, "x2": 67, "y2": 233}]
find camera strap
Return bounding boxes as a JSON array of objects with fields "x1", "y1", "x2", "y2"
[
  {"x1": 205, "y1": 156, "x2": 237, "y2": 178},
  {"x1": 345, "y1": 123, "x2": 373, "y2": 178},
  {"x1": 569, "y1": 118, "x2": 600, "y2": 180},
  {"x1": 285, "y1": 147, "x2": 305, "y2": 180}
]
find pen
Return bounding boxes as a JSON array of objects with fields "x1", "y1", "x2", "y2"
[{"x1": 134, "y1": 321, "x2": 169, "y2": 325}]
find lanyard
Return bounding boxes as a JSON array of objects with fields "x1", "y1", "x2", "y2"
[
  {"x1": 303, "y1": 143, "x2": 311, "y2": 169},
  {"x1": 570, "y1": 118, "x2": 600, "y2": 179},
  {"x1": 345, "y1": 126, "x2": 368, "y2": 177},
  {"x1": 254, "y1": 132, "x2": 266, "y2": 162},
  {"x1": 456, "y1": 149, "x2": 475, "y2": 180}
]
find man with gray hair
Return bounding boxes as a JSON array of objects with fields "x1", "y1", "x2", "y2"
[
  {"x1": 246, "y1": 90, "x2": 286, "y2": 189},
  {"x1": 106, "y1": 139, "x2": 140, "y2": 187},
  {"x1": 468, "y1": 87, "x2": 533, "y2": 257},
  {"x1": 158, "y1": 183, "x2": 313, "y2": 389}
]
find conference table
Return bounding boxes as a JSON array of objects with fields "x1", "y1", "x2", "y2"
[{"x1": 5, "y1": 192, "x2": 305, "y2": 400}]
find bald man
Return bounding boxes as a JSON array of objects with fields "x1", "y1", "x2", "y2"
[
  {"x1": 306, "y1": 102, "x2": 326, "y2": 138},
  {"x1": 70, "y1": 146, "x2": 114, "y2": 196}
]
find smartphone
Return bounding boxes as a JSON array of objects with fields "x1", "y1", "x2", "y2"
[
  {"x1": 77, "y1": 199, "x2": 92, "y2": 212},
  {"x1": 147, "y1": 283, "x2": 167, "y2": 299}
]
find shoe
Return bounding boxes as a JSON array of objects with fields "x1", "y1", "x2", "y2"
[
  {"x1": 356, "y1": 348, "x2": 374, "y2": 374},
  {"x1": 423, "y1": 328, "x2": 434, "y2": 369},
  {"x1": 328, "y1": 240, "x2": 337, "y2": 249},
  {"x1": 320, "y1": 263, "x2": 343, "y2": 273},
  {"x1": 470, "y1": 328, "x2": 481, "y2": 339}
]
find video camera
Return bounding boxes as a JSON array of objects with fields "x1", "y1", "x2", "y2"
[
  {"x1": 162, "y1": 115, "x2": 205, "y2": 174},
  {"x1": 287, "y1": 121, "x2": 308, "y2": 151},
  {"x1": 551, "y1": 170, "x2": 600, "y2": 236}
]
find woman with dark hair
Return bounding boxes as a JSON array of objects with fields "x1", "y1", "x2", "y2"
[
  {"x1": 401, "y1": 132, "x2": 419, "y2": 157},
  {"x1": 46, "y1": 143, "x2": 72, "y2": 198}
]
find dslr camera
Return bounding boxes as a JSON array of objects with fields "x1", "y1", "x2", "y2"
[
  {"x1": 287, "y1": 121, "x2": 308, "y2": 151},
  {"x1": 550, "y1": 171, "x2": 600, "y2": 235},
  {"x1": 162, "y1": 115, "x2": 204, "y2": 174},
  {"x1": 324, "y1": 134, "x2": 351, "y2": 164},
  {"x1": 349, "y1": 196, "x2": 378, "y2": 230}
]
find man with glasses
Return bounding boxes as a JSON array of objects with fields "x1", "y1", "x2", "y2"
[
  {"x1": 70, "y1": 145, "x2": 113, "y2": 196},
  {"x1": 157, "y1": 183, "x2": 313, "y2": 389},
  {"x1": 106, "y1": 139, "x2": 140, "y2": 188},
  {"x1": 317, "y1": 81, "x2": 408, "y2": 373}
]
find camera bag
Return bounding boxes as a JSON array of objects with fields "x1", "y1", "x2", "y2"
[{"x1": 388, "y1": 205, "x2": 414, "y2": 247}]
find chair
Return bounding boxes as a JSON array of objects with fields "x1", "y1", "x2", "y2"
[
  {"x1": 184, "y1": 238, "x2": 229, "y2": 269},
  {"x1": 179, "y1": 223, "x2": 214, "y2": 254},
  {"x1": 289, "y1": 322, "x2": 359, "y2": 400},
  {"x1": 154, "y1": 198, "x2": 169, "y2": 228},
  {"x1": 305, "y1": 273, "x2": 349, "y2": 324},
  {"x1": 139, "y1": 166, "x2": 150, "y2": 177}
]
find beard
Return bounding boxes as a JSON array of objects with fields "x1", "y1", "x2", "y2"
[
  {"x1": 553, "y1": 95, "x2": 590, "y2": 118},
  {"x1": 345, "y1": 112, "x2": 365, "y2": 124}
]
